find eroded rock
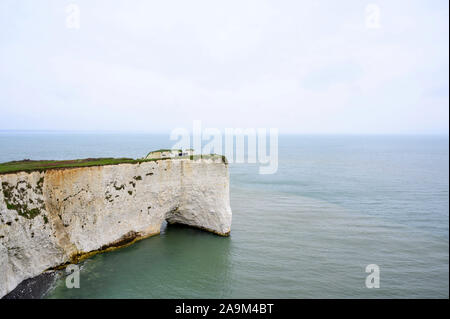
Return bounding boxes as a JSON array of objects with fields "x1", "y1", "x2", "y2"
[{"x1": 0, "y1": 158, "x2": 232, "y2": 298}]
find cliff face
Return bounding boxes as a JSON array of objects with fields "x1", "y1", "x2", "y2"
[{"x1": 0, "y1": 158, "x2": 232, "y2": 298}]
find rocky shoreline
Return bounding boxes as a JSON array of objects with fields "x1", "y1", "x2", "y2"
[{"x1": 2, "y1": 270, "x2": 60, "y2": 299}]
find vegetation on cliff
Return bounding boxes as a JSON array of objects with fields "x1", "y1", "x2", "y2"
[
  {"x1": 1, "y1": 179, "x2": 45, "y2": 219},
  {"x1": 0, "y1": 155, "x2": 226, "y2": 175}
]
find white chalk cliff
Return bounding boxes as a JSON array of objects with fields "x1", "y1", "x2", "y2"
[{"x1": 0, "y1": 157, "x2": 232, "y2": 298}]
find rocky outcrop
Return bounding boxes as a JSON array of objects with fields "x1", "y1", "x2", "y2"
[{"x1": 0, "y1": 157, "x2": 232, "y2": 298}]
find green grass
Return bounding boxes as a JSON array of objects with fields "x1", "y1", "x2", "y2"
[
  {"x1": 0, "y1": 155, "x2": 227, "y2": 175},
  {"x1": 152, "y1": 149, "x2": 182, "y2": 152},
  {"x1": 145, "y1": 149, "x2": 182, "y2": 158},
  {"x1": 0, "y1": 158, "x2": 150, "y2": 175}
]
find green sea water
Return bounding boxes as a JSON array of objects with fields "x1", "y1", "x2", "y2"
[{"x1": 0, "y1": 133, "x2": 448, "y2": 298}]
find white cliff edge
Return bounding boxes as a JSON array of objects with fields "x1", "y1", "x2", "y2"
[{"x1": 0, "y1": 157, "x2": 232, "y2": 298}]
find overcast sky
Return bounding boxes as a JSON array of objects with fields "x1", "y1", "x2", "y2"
[{"x1": 0, "y1": 0, "x2": 448, "y2": 134}]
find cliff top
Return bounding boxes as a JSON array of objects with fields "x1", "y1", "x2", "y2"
[
  {"x1": 148, "y1": 149, "x2": 182, "y2": 153},
  {"x1": 0, "y1": 154, "x2": 226, "y2": 175}
]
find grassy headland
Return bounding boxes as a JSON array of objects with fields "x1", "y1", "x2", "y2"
[{"x1": 0, "y1": 154, "x2": 226, "y2": 175}]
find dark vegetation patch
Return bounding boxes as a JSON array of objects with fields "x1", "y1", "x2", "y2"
[
  {"x1": 113, "y1": 182, "x2": 125, "y2": 191},
  {"x1": 1, "y1": 180, "x2": 45, "y2": 219},
  {"x1": 100, "y1": 231, "x2": 138, "y2": 250}
]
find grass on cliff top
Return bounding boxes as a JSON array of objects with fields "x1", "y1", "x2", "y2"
[
  {"x1": 148, "y1": 149, "x2": 182, "y2": 153},
  {"x1": 145, "y1": 149, "x2": 182, "y2": 158},
  {"x1": 0, "y1": 154, "x2": 226, "y2": 175},
  {"x1": 0, "y1": 158, "x2": 139, "y2": 175}
]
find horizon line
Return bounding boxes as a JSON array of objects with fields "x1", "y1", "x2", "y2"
[{"x1": 0, "y1": 129, "x2": 448, "y2": 136}]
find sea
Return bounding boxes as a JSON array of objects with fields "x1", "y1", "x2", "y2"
[{"x1": 0, "y1": 132, "x2": 448, "y2": 298}]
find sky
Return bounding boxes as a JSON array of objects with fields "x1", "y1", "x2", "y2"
[{"x1": 0, "y1": 0, "x2": 448, "y2": 134}]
